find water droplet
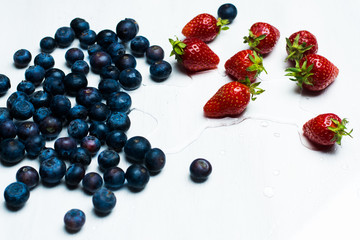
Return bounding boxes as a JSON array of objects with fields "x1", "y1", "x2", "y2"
[
  {"x1": 273, "y1": 132, "x2": 281, "y2": 138},
  {"x1": 260, "y1": 121, "x2": 269, "y2": 127},
  {"x1": 273, "y1": 170, "x2": 280, "y2": 176},
  {"x1": 263, "y1": 186, "x2": 275, "y2": 198}
]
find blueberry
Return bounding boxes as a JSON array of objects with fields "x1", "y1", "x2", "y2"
[
  {"x1": 96, "y1": 29, "x2": 118, "y2": 48},
  {"x1": 106, "y1": 91, "x2": 132, "y2": 112},
  {"x1": 82, "y1": 172, "x2": 103, "y2": 194},
  {"x1": 39, "y1": 157, "x2": 66, "y2": 185},
  {"x1": 39, "y1": 116, "x2": 63, "y2": 140},
  {"x1": 30, "y1": 90, "x2": 52, "y2": 109},
  {"x1": 97, "y1": 149, "x2": 120, "y2": 171},
  {"x1": 88, "y1": 121, "x2": 109, "y2": 145},
  {"x1": 103, "y1": 167, "x2": 125, "y2": 190},
  {"x1": 69, "y1": 147, "x2": 92, "y2": 166},
  {"x1": 76, "y1": 87, "x2": 102, "y2": 108},
  {"x1": 106, "y1": 111, "x2": 131, "y2": 132},
  {"x1": 7, "y1": 91, "x2": 29, "y2": 110},
  {"x1": 45, "y1": 68, "x2": 65, "y2": 80},
  {"x1": 89, "y1": 51, "x2": 112, "y2": 73},
  {"x1": 67, "y1": 118, "x2": 88, "y2": 140},
  {"x1": 43, "y1": 76, "x2": 65, "y2": 95},
  {"x1": 25, "y1": 135, "x2": 45, "y2": 158},
  {"x1": 217, "y1": 3, "x2": 237, "y2": 23},
  {"x1": 146, "y1": 45, "x2": 164, "y2": 64},
  {"x1": 0, "y1": 74, "x2": 10, "y2": 95},
  {"x1": 65, "y1": 163, "x2": 85, "y2": 187},
  {"x1": 144, "y1": 148, "x2": 166, "y2": 173},
  {"x1": 70, "y1": 17, "x2": 90, "y2": 37},
  {"x1": 80, "y1": 135, "x2": 101, "y2": 156},
  {"x1": 65, "y1": 48, "x2": 84, "y2": 66},
  {"x1": 4, "y1": 182, "x2": 30, "y2": 209},
  {"x1": 0, "y1": 107, "x2": 12, "y2": 123},
  {"x1": 105, "y1": 130, "x2": 127, "y2": 152},
  {"x1": 79, "y1": 29, "x2": 97, "y2": 49},
  {"x1": 189, "y1": 158, "x2": 212, "y2": 181},
  {"x1": 98, "y1": 78, "x2": 121, "y2": 99},
  {"x1": 10, "y1": 100, "x2": 35, "y2": 120},
  {"x1": 100, "y1": 65, "x2": 120, "y2": 80},
  {"x1": 17, "y1": 81, "x2": 35, "y2": 95},
  {"x1": 13, "y1": 49, "x2": 32, "y2": 68},
  {"x1": 55, "y1": 27, "x2": 75, "y2": 48},
  {"x1": 87, "y1": 44, "x2": 102, "y2": 56},
  {"x1": 116, "y1": 19, "x2": 138, "y2": 42},
  {"x1": 33, "y1": 107, "x2": 51, "y2": 123},
  {"x1": 88, "y1": 102, "x2": 110, "y2": 122},
  {"x1": 25, "y1": 65, "x2": 46, "y2": 86},
  {"x1": 64, "y1": 209, "x2": 86, "y2": 232},
  {"x1": 50, "y1": 95, "x2": 71, "y2": 117},
  {"x1": 0, "y1": 120, "x2": 17, "y2": 139},
  {"x1": 130, "y1": 36, "x2": 150, "y2": 56},
  {"x1": 38, "y1": 148, "x2": 58, "y2": 163},
  {"x1": 63, "y1": 73, "x2": 88, "y2": 96},
  {"x1": 40, "y1": 36, "x2": 57, "y2": 53},
  {"x1": 106, "y1": 42, "x2": 125, "y2": 62},
  {"x1": 92, "y1": 188, "x2": 116, "y2": 214},
  {"x1": 16, "y1": 166, "x2": 40, "y2": 189},
  {"x1": 34, "y1": 53, "x2": 55, "y2": 70},
  {"x1": 149, "y1": 60, "x2": 172, "y2": 82},
  {"x1": 115, "y1": 54, "x2": 137, "y2": 71},
  {"x1": 119, "y1": 68, "x2": 142, "y2": 91},
  {"x1": 0, "y1": 138, "x2": 26, "y2": 165},
  {"x1": 54, "y1": 137, "x2": 77, "y2": 159},
  {"x1": 67, "y1": 105, "x2": 88, "y2": 122},
  {"x1": 124, "y1": 136, "x2": 151, "y2": 163},
  {"x1": 71, "y1": 60, "x2": 89, "y2": 75},
  {"x1": 125, "y1": 164, "x2": 150, "y2": 190},
  {"x1": 16, "y1": 121, "x2": 40, "y2": 141}
]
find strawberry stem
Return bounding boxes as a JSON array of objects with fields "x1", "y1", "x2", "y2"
[
  {"x1": 216, "y1": 18, "x2": 229, "y2": 34},
  {"x1": 328, "y1": 118, "x2": 353, "y2": 145},
  {"x1": 169, "y1": 37, "x2": 186, "y2": 62},
  {"x1": 240, "y1": 77, "x2": 265, "y2": 101},
  {"x1": 285, "y1": 34, "x2": 314, "y2": 62},
  {"x1": 243, "y1": 30, "x2": 266, "y2": 53},
  {"x1": 246, "y1": 51, "x2": 267, "y2": 76},
  {"x1": 285, "y1": 60, "x2": 314, "y2": 88}
]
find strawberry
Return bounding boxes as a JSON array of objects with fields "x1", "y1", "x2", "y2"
[
  {"x1": 303, "y1": 113, "x2": 352, "y2": 146},
  {"x1": 285, "y1": 30, "x2": 318, "y2": 62},
  {"x1": 224, "y1": 49, "x2": 266, "y2": 82},
  {"x1": 285, "y1": 54, "x2": 339, "y2": 91},
  {"x1": 169, "y1": 37, "x2": 220, "y2": 72},
  {"x1": 203, "y1": 78, "x2": 264, "y2": 118},
  {"x1": 243, "y1": 22, "x2": 280, "y2": 55},
  {"x1": 182, "y1": 13, "x2": 229, "y2": 43}
]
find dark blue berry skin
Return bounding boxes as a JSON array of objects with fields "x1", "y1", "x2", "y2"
[
  {"x1": 119, "y1": 68, "x2": 142, "y2": 91},
  {"x1": 0, "y1": 120, "x2": 17, "y2": 139},
  {"x1": 217, "y1": 3, "x2": 237, "y2": 23},
  {"x1": 10, "y1": 100, "x2": 35, "y2": 120},
  {"x1": 88, "y1": 102, "x2": 110, "y2": 122},
  {"x1": 115, "y1": 54, "x2": 137, "y2": 71},
  {"x1": 50, "y1": 95, "x2": 71, "y2": 117},
  {"x1": 40, "y1": 37, "x2": 57, "y2": 53},
  {"x1": 87, "y1": 44, "x2": 102, "y2": 56},
  {"x1": 30, "y1": 90, "x2": 52, "y2": 109},
  {"x1": 106, "y1": 42, "x2": 125, "y2": 62},
  {"x1": 144, "y1": 148, "x2": 166, "y2": 173},
  {"x1": 54, "y1": 137, "x2": 77, "y2": 160},
  {"x1": 55, "y1": 27, "x2": 75, "y2": 48},
  {"x1": 25, "y1": 135, "x2": 45, "y2": 158},
  {"x1": 64, "y1": 209, "x2": 86, "y2": 232},
  {"x1": 130, "y1": 36, "x2": 150, "y2": 56},
  {"x1": 76, "y1": 87, "x2": 102, "y2": 108},
  {"x1": 103, "y1": 167, "x2": 125, "y2": 190},
  {"x1": 34, "y1": 53, "x2": 55, "y2": 70},
  {"x1": 125, "y1": 18, "x2": 139, "y2": 34},
  {"x1": 96, "y1": 29, "x2": 118, "y2": 49},
  {"x1": 65, "y1": 48, "x2": 84, "y2": 66},
  {"x1": 79, "y1": 29, "x2": 97, "y2": 49},
  {"x1": 63, "y1": 73, "x2": 88, "y2": 96},
  {"x1": 71, "y1": 60, "x2": 89, "y2": 75},
  {"x1": 65, "y1": 164, "x2": 85, "y2": 187},
  {"x1": 0, "y1": 74, "x2": 10, "y2": 95},
  {"x1": 7, "y1": 91, "x2": 29, "y2": 110},
  {"x1": 106, "y1": 111, "x2": 131, "y2": 132},
  {"x1": 98, "y1": 79, "x2": 121, "y2": 99},
  {"x1": 70, "y1": 17, "x2": 90, "y2": 37},
  {"x1": 124, "y1": 136, "x2": 151, "y2": 163},
  {"x1": 116, "y1": 19, "x2": 138, "y2": 42},
  {"x1": 125, "y1": 164, "x2": 150, "y2": 190},
  {"x1": 25, "y1": 65, "x2": 45, "y2": 86},
  {"x1": 67, "y1": 105, "x2": 88, "y2": 122},
  {"x1": 39, "y1": 157, "x2": 66, "y2": 185},
  {"x1": 38, "y1": 148, "x2": 57, "y2": 163},
  {"x1": 92, "y1": 188, "x2": 116, "y2": 214},
  {"x1": 39, "y1": 116, "x2": 63, "y2": 140},
  {"x1": 100, "y1": 65, "x2": 120, "y2": 80},
  {"x1": 33, "y1": 107, "x2": 52, "y2": 123},
  {"x1": 89, "y1": 121, "x2": 109, "y2": 145},
  {"x1": 106, "y1": 130, "x2": 127, "y2": 152},
  {"x1": 150, "y1": 61, "x2": 172, "y2": 82},
  {"x1": 0, "y1": 138, "x2": 25, "y2": 165},
  {"x1": 4, "y1": 182, "x2": 30, "y2": 209},
  {"x1": 146, "y1": 45, "x2": 164, "y2": 64},
  {"x1": 13, "y1": 49, "x2": 32, "y2": 68},
  {"x1": 97, "y1": 149, "x2": 120, "y2": 171},
  {"x1": 80, "y1": 135, "x2": 101, "y2": 156},
  {"x1": 69, "y1": 147, "x2": 92, "y2": 166},
  {"x1": 45, "y1": 68, "x2": 65, "y2": 80},
  {"x1": 67, "y1": 119, "x2": 89, "y2": 140},
  {"x1": 0, "y1": 107, "x2": 12, "y2": 123},
  {"x1": 17, "y1": 81, "x2": 35, "y2": 95},
  {"x1": 90, "y1": 51, "x2": 112, "y2": 73},
  {"x1": 189, "y1": 158, "x2": 212, "y2": 181},
  {"x1": 43, "y1": 76, "x2": 65, "y2": 95},
  {"x1": 106, "y1": 92, "x2": 132, "y2": 112},
  {"x1": 82, "y1": 172, "x2": 103, "y2": 194},
  {"x1": 16, "y1": 166, "x2": 40, "y2": 189},
  {"x1": 16, "y1": 121, "x2": 40, "y2": 142}
]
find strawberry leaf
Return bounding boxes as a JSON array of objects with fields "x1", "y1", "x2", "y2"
[
  {"x1": 169, "y1": 37, "x2": 187, "y2": 62},
  {"x1": 328, "y1": 118, "x2": 353, "y2": 145},
  {"x1": 285, "y1": 33, "x2": 314, "y2": 62},
  {"x1": 285, "y1": 60, "x2": 314, "y2": 88}
]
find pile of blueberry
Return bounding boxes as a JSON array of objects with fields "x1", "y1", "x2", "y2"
[{"x1": 1, "y1": 17, "x2": 169, "y2": 232}]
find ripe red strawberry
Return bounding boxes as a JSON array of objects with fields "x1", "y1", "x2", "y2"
[
  {"x1": 285, "y1": 30, "x2": 318, "y2": 62},
  {"x1": 303, "y1": 113, "x2": 352, "y2": 146},
  {"x1": 182, "y1": 13, "x2": 229, "y2": 42},
  {"x1": 285, "y1": 54, "x2": 339, "y2": 91},
  {"x1": 224, "y1": 49, "x2": 266, "y2": 82},
  {"x1": 243, "y1": 22, "x2": 280, "y2": 54},
  {"x1": 203, "y1": 78, "x2": 264, "y2": 118},
  {"x1": 169, "y1": 37, "x2": 220, "y2": 72}
]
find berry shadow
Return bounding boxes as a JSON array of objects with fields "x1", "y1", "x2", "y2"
[
  {"x1": 92, "y1": 208, "x2": 112, "y2": 218},
  {"x1": 3, "y1": 202, "x2": 26, "y2": 212},
  {"x1": 189, "y1": 175, "x2": 208, "y2": 183},
  {"x1": 64, "y1": 226, "x2": 82, "y2": 234}
]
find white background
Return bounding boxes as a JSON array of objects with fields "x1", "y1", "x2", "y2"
[{"x1": 0, "y1": 0, "x2": 360, "y2": 239}]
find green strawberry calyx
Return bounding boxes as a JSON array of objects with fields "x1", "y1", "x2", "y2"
[
  {"x1": 328, "y1": 118, "x2": 353, "y2": 145},
  {"x1": 285, "y1": 34, "x2": 314, "y2": 62},
  {"x1": 216, "y1": 18, "x2": 230, "y2": 34},
  {"x1": 243, "y1": 30, "x2": 266, "y2": 53},
  {"x1": 246, "y1": 51, "x2": 267, "y2": 77},
  {"x1": 240, "y1": 77, "x2": 265, "y2": 101},
  {"x1": 169, "y1": 37, "x2": 187, "y2": 63},
  {"x1": 285, "y1": 60, "x2": 314, "y2": 88}
]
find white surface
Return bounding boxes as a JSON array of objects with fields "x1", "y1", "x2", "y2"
[{"x1": 0, "y1": 0, "x2": 360, "y2": 239}]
